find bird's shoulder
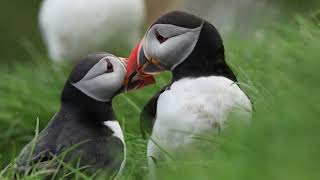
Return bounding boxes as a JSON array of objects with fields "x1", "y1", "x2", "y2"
[
  {"x1": 160, "y1": 76, "x2": 252, "y2": 111},
  {"x1": 156, "y1": 76, "x2": 252, "y2": 126}
]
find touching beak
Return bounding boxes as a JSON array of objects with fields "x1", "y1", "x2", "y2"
[{"x1": 124, "y1": 41, "x2": 165, "y2": 90}]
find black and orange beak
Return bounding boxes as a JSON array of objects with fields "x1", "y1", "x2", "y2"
[{"x1": 124, "y1": 41, "x2": 165, "y2": 90}]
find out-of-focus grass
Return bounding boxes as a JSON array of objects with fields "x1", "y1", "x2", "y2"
[
  {"x1": 0, "y1": 13, "x2": 320, "y2": 179},
  {"x1": 0, "y1": 53, "x2": 68, "y2": 168}
]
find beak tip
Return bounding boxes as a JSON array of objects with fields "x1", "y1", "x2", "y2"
[{"x1": 124, "y1": 41, "x2": 157, "y2": 91}]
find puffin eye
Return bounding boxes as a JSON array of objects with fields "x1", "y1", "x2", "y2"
[
  {"x1": 155, "y1": 30, "x2": 168, "y2": 44},
  {"x1": 105, "y1": 59, "x2": 114, "y2": 73}
]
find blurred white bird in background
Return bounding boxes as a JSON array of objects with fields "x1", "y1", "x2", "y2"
[{"x1": 39, "y1": 0, "x2": 145, "y2": 63}]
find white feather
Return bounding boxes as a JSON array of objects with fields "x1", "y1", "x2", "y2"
[
  {"x1": 103, "y1": 120, "x2": 126, "y2": 178},
  {"x1": 39, "y1": 0, "x2": 145, "y2": 62},
  {"x1": 147, "y1": 76, "x2": 252, "y2": 160}
]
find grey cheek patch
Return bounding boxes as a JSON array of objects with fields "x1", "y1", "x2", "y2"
[
  {"x1": 72, "y1": 75, "x2": 110, "y2": 102},
  {"x1": 72, "y1": 74, "x2": 123, "y2": 102},
  {"x1": 71, "y1": 56, "x2": 125, "y2": 102},
  {"x1": 81, "y1": 58, "x2": 108, "y2": 80},
  {"x1": 168, "y1": 25, "x2": 202, "y2": 70},
  {"x1": 144, "y1": 23, "x2": 203, "y2": 70}
]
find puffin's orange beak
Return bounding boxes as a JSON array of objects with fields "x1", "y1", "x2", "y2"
[{"x1": 124, "y1": 42, "x2": 156, "y2": 90}]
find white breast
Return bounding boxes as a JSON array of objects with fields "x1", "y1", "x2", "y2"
[
  {"x1": 148, "y1": 76, "x2": 252, "y2": 157},
  {"x1": 39, "y1": 0, "x2": 145, "y2": 62}
]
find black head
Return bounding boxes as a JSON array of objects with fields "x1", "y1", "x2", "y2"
[
  {"x1": 151, "y1": 11, "x2": 203, "y2": 29},
  {"x1": 125, "y1": 11, "x2": 237, "y2": 85},
  {"x1": 61, "y1": 53, "x2": 127, "y2": 108}
]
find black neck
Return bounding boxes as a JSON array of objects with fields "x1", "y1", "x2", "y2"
[
  {"x1": 172, "y1": 21, "x2": 237, "y2": 82},
  {"x1": 61, "y1": 83, "x2": 114, "y2": 123},
  {"x1": 172, "y1": 57, "x2": 237, "y2": 82}
]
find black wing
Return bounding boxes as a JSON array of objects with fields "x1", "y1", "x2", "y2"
[
  {"x1": 61, "y1": 136, "x2": 125, "y2": 176},
  {"x1": 140, "y1": 85, "x2": 171, "y2": 139},
  {"x1": 15, "y1": 111, "x2": 64, "y2": 174}
]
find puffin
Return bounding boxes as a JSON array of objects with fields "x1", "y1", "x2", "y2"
[
  {"x1": 39, "y1": 0, "x2": 145, "y2": 62},
  {"x1": 15, "y1": 53, "x2": 154, "y2": 178},
  {"x1": 124, "y1": 11, "x2": 252, "y2": 177}
]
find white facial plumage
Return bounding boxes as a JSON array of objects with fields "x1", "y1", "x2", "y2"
[
  {"x1": 143, "y1": 23, "x2": 203, "y2": 70},
  {"x1": 72, "y1": 55, "x2": 126, "y2": 102}
]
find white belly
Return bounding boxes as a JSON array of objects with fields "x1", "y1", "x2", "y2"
[{"x1": 148, "y1": 76, "x2": 252, "y2": 159}]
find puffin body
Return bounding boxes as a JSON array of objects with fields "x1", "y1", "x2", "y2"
[
  {"x1": 17, "y1": 103, "x2": 125, "y2": 175},
  {"x1": 124, "y1": 11, "x2": 252, "y2": 177},
  {"x1": 15, "y1": 53, "x2": 135, "y2": 178},
  {"x1": 148, "y1": 76, "x2": 251, "y2": 160},
  {"x1": 39, "y1": 0, "x2": 145, "y2": 62}
]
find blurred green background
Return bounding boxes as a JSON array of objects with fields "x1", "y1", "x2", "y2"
[
  {"x1": 0, "y1": 0, "x2": 44, "y2": 62},
  {"x1": 0, "y1": 0, "x2": 319, "y2": 179}
]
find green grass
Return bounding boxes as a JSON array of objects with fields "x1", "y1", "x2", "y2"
[{"x1": 0, "y1": 13, "x2": 320, "y2": 179}]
